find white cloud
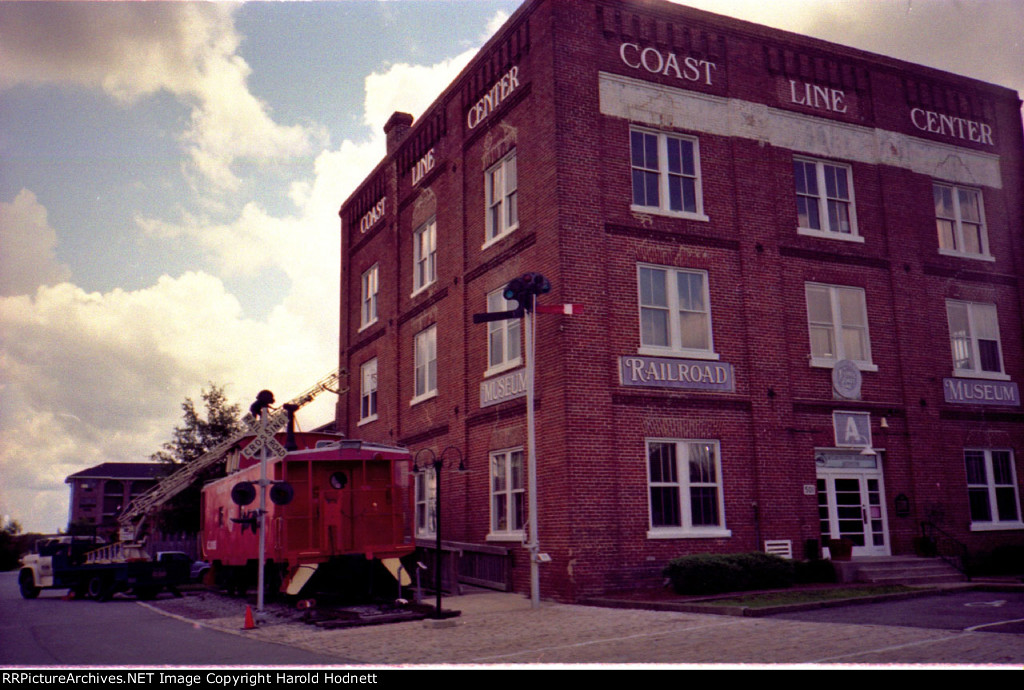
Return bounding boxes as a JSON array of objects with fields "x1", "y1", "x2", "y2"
[
  {"x1": 364, "y1": 49, "x2": 478, "y2": 131},
  {"x1": 484, "y1": 10, "x2": 512, "y2": 41},
  {"x1": 0, "y1": 2, "x2": 316, "y2": 193},
  {"x1": 139, "y1": 47, "x2": 482, "y2": 300},
  {"x1": 0, "y1": 271, "x2": 340, "y2": 533},
  {"x1": 0, "y1": 34, "x2": 490, "y2": 533},
  {"x1": 0, "y1": 190, "x2": 72, "y2": 296},
  {"x1": 674, "y1": 0, "x2": 1024, "y2": 99}
]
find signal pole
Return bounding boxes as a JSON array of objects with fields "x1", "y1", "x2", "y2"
[
  {"x1": 524, "y1": 304, "x2": 541, "y2": 609},
  {"x1": 474, "y1": 273, "x2": 550, "y2": 609},
  {"x1": 239, "y1": 390, "x2": 288, "y2": 618},
  {"x1": 257, "y1": 410, "x2": 268, "y2": 616}
]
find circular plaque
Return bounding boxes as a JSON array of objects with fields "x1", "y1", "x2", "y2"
[{"x1": 832, "y1": 359, "x2": 862, "y2": 400}]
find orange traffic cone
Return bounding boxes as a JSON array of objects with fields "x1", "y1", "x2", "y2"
[{"x1": 242, "y1": 605, "x2": 256, "y2": 630}]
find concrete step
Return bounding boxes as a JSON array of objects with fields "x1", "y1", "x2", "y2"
[
  {"x1": 860, "y1": 572, "x2": 967, "y2": 586},
  {"x1": 852, "y1": 557, "x2": 967, "y2": 585}
]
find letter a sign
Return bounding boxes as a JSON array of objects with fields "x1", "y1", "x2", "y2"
[{"x1": 833, "y1": 411, "x2": 872, "y2": 450}]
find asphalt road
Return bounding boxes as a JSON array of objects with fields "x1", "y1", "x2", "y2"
[
  {"x1": 0, "y1": 572, "x2": 347, "y2": 666},
  {"x1": 766, "y1": 589, "x2": 1024, "y2": 634},
  {"x1": 5, "y1": 570, "x2": 1024, "y2": 667}
]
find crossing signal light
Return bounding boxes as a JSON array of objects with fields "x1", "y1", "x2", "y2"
[
  {"x1": 231, "y1": 481, "x2": 257, "y2": 506},
  {"x1": 502, "y1": 273, "x2": 551, "y2": 315},
  {"x1": 502, "y1": 276, "x2": 527, "y2": 303},
  {"x1": 474, "y1": 272, "x2": 552, "y2": 323},
  {"x1": 522, "y1": 272, "x2": 551, "y2": 296}
]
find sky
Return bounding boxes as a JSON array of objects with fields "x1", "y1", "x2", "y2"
[{"x1": 1, "y1": 1, "x2": 1022, "y2": 535}]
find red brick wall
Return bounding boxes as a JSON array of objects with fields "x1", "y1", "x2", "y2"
[{"x1": 337, "y1": 0, "x2": 1024, "y2": 601}]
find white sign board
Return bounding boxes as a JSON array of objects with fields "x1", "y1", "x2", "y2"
[{"x1": 833, "y1": 411, "x2": 872, "y2": 449}]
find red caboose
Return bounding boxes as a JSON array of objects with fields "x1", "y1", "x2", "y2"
[{"x1": 201, "y1": 432, "x2": 414, "y2": 598}]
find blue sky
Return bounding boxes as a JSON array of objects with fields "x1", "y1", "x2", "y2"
[{"x1": 1, "y1": 1, "x2": 1021, "y2": 533}]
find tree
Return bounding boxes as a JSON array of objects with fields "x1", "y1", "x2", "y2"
[
  {"x1": 153, "y1": 384, "x2": 243, "y2": 465},
  {"x1": 151, "y1": 384, "x2": 243, "y2": 533},
  {"x1": 0, "y1": 519, "x2": 42, "y2": 571}
]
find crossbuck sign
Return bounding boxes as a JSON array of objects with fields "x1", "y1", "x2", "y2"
[{"x1": 240, "y1": 411, "x2": 289, "y2": 460}]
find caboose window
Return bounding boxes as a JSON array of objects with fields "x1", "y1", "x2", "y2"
[{"x1": 489, "y1": 448, "x2": 525, "y2": 539}]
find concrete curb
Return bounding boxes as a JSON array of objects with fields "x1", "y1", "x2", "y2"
[{"x1": 582, "y1": 581, "x2": 1024, "y2": 618}]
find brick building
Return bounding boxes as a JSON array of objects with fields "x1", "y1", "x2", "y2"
[
  {"x1": 65, "y1": 462, "x2": 171, "y2": 538},
  {"x1": 336, "y1": 0, "x2": 1024, "y2": 601}
]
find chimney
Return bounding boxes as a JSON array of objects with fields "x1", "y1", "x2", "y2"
[{"x1": 384, "y1": 111, "x2": 414, "y2": 155}]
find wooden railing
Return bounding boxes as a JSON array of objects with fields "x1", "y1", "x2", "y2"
[{"x1": 415, "y1": 540, "x2": 513, "y2": 593}]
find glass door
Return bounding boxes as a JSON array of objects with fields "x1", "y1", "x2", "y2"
[{"x1": 818, "y1": 473, "x2": 889, "y2": 557}]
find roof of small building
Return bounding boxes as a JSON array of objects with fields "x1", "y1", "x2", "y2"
[{"x1": 65, "y1": 462, "x2": 174, "y2": 483}]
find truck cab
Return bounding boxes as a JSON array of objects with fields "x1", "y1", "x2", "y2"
[{"x1": 18, "y1": 535, "x2": 107, "y2": 598}]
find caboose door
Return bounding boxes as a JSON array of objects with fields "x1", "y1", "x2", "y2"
[{"x1": 320, "y1": 470, "x2": 354, "y2": 554}]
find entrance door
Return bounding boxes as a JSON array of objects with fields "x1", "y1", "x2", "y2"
[{"x1": 818, "y1": 473, "x2": 889, "y2": 557}]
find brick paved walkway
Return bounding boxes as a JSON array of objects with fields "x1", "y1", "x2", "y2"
[{"x1": 144, "y1": 590, "x2": 1024, "y2": 666}]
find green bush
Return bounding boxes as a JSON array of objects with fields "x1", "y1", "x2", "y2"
[
  {"x1": 794, "y1": 558, "x2": 837, "y2": 584},
  {"x1": 663, "y1": 552, "x2": 795, "y2": 595},
  {"x1": 971, "y1": 545, "x2": 1024, "y2": 576}
]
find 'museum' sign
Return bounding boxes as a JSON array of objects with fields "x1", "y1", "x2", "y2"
[
  {"x1": 943, "y1": 378, "x2": 1020, "y2": 406},
  {"x1": 619, "y1": 356, "x2": 734, "y2": 392},
  {"x1": 481, "y1": 368, "x2": 527, "y2": 408}
]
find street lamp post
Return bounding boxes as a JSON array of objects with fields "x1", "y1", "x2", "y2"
[{"x1": 413, "y1": 446, "x2": 464, "y2": 619}]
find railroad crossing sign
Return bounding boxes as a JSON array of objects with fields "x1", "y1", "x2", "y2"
[{"x1": 240, "y1": 411, "x2": 289, "y2": 460}]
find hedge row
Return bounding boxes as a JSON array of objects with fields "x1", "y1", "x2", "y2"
[{"x1": 662, "y1": 552, "x2": 796, "y2": 595}]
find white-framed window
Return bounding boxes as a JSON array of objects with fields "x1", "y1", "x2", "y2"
[
  {"x1": 360, "y1": 264, "x2": 379, "y2": 330},
  {"x1": 486, "y1": 289, "x2": 522, "y2": 376},
  {"x1": 412, "y1": 325, "x2": 438, "y2": 403},
  {"x1": 637, "y1": 264, "x2": 716, "y2": 358},
  {"x1": 794, "y1": 157, "x2": 859, "y2": 241},
  {"x1": 946, "y1": 300, "x2": 1006, "y2": 378},
  {"x1": 934, "y1": 184, "x2": 990, "y2": 260},
  {"x1": 489, "y1": 448, "x2": 525, "y2": 539},
  {"x1": 485, "y1": 150, "x2": 518, "y2": 246},
  {"x1": 412, "y1": 217, "x2": 437, "y2": 294},
  {"x1": 646, "y1": 439, "x2": 730, "y2": 538},
  {"x1": 805, "y1": 283, "x2": 875, "y2": 370},
  {"x1": 359, "y1": 358, "x2": 378, "y2": 424},
  {"x1": 965, "y1": 449, "x2": 1023, "y2": 531},
  {"x1": 630, "y1": 128, "x2": 706, "y2": 220},
  {"x1": 415, "y1": 466, "x2": 437, "y2": 538}
]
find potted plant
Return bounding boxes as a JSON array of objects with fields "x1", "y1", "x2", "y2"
[
  {"x1": 913, "y1": 536, "x2": 937, "y2": 557},
  {"x1": 827, "y1": 537, "x2": 853, "y2": 561}
]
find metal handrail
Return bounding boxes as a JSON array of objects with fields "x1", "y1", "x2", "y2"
[{"x1": 920, "y1": 521, "x2": 972, "y2": 581}]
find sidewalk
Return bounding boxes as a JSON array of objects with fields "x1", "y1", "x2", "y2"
[{"x1": 143, "y1": 584, "x2": 1024, "y2": 666}]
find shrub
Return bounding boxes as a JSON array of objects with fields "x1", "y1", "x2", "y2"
[
  {"x1": 794, "y1": 558, "x2": 837, "y2": 584},
  {"x1": 663, "y1": 552, "x2": 795, "y2": 595},
  {"x1": 971, "y1": 545, "x2": 1024, "y2": 576}
]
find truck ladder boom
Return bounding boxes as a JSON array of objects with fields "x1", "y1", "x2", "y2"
[{"x1": 117, "y1": 369, "x2": 346, "y2": 535}]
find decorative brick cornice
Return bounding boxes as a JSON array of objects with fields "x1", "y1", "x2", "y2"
[{"x1": 605, "y1": 223, "x2": 740, "y2": 251}]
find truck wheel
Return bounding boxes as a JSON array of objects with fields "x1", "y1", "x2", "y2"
[
  {"x1": 19, "y1": 570, "x2": 40, "y2": 599},
  {"x1": 86, "y1": 575, "x2": 112, "y2": 601}
]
